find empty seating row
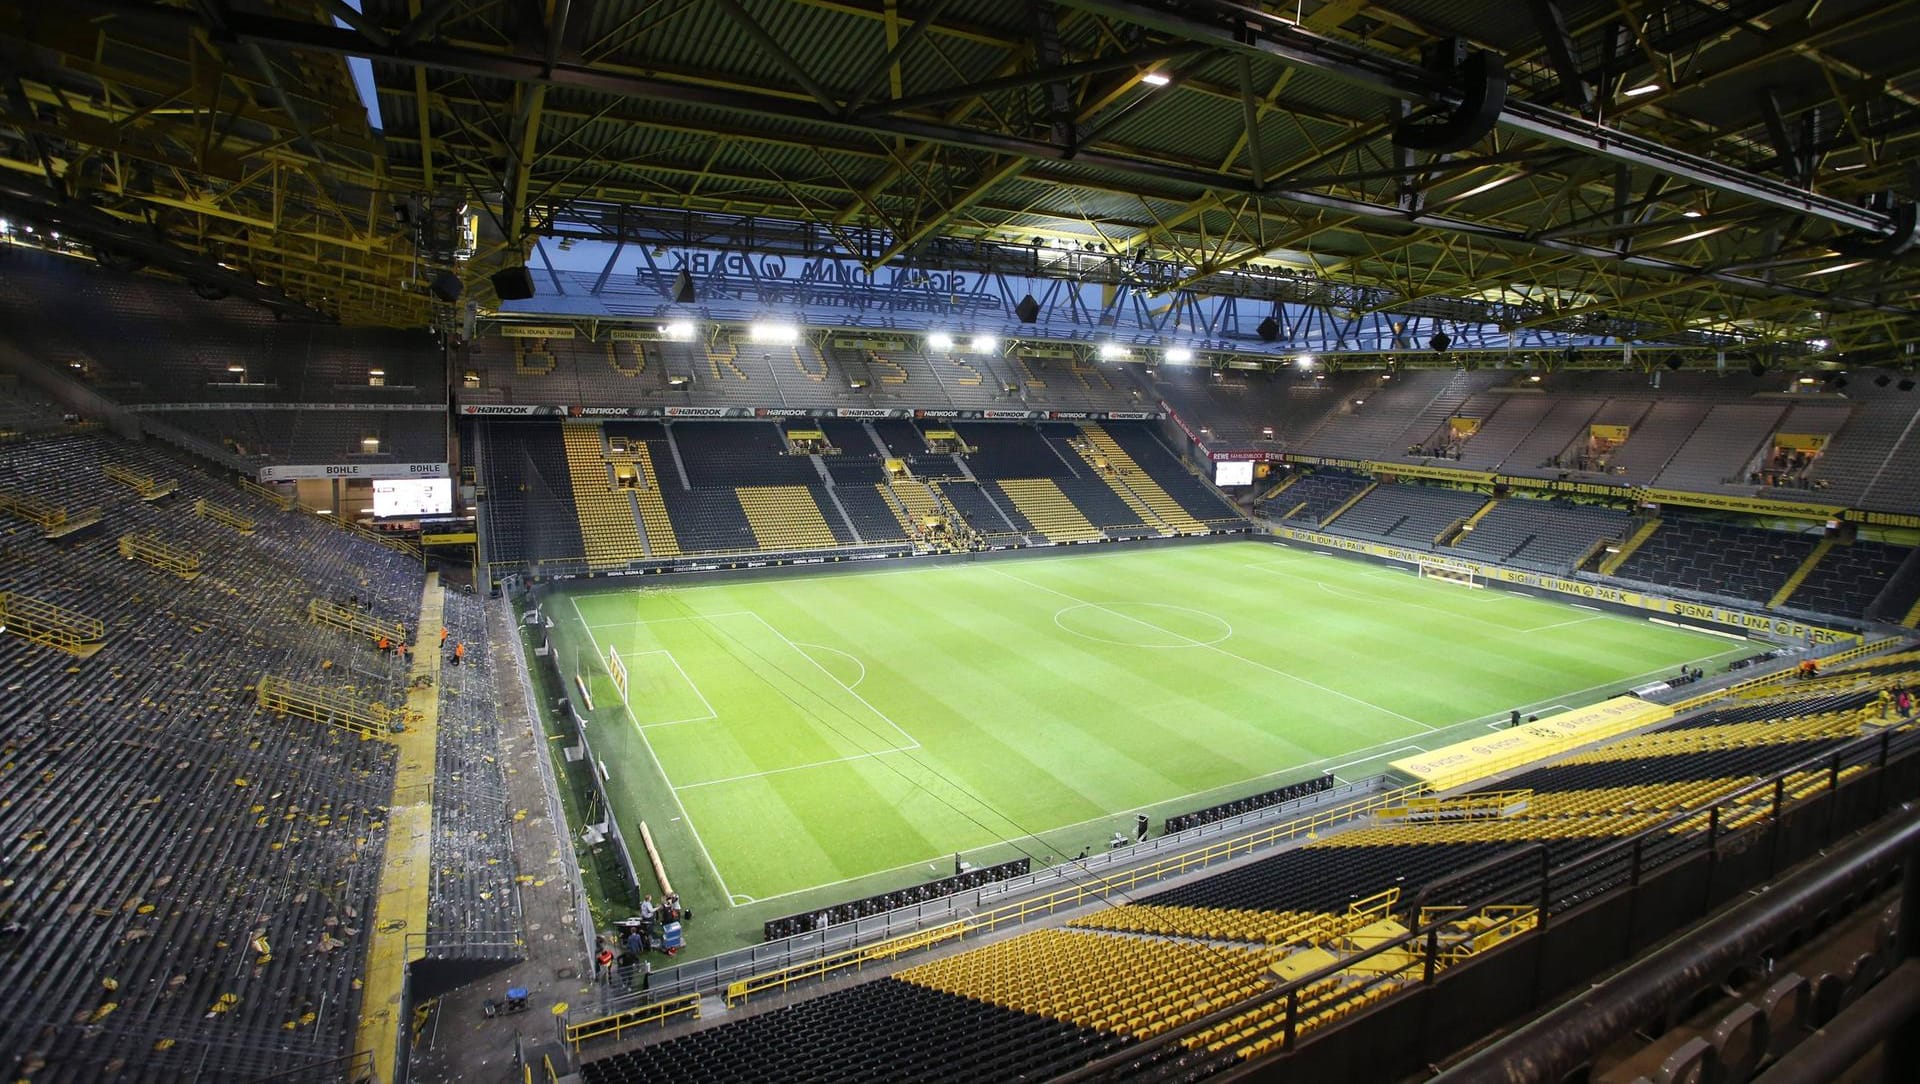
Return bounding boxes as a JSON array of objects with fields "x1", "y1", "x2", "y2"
[
  {"x1": 1614, "y1": 519, "x2": 1818, "y2": 605},
  {"x1": 1327, "y1": 483, "x2": 1486, "y2": 545},
  {"x1": 1450, "y1": 498, "x2": 1630, "y2": 570},
  {"x1": 1, "y1": 430, "x2": 428, "y2": 1081}
]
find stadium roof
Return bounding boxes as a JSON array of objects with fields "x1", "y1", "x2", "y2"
[{"x1": 1, "y1": 0, "x2": 1916, "y2": 366}]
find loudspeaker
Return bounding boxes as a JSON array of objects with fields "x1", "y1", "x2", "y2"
[
  {"x1": 670, "y1": 270, "x2": 695, "y2": 304},
  {"x1": 1430, "y1": 333, "x2": 1451, "y2": 353},
  {"x1": 1393, "y1": 50, "x2": 1508, "y2": 153},
  {"x1": 430, "y1": 271, "x2": 463, "y2": 303},
  {"x1": 1665, "y1": 355, "x2": 1685, "y2": 370},
  {"x1": 490, "y1": 266, "x2": 535, "y2": 301},
  {"x1": 1833, "y1": 376, "x2": 1849, "y2": 389},
  {"x1": 1014, "y1": 294, "x2": 1040, "y2": 323},
  {"x1": 1749, "y1": 359, "x2": 1769, "y2": 377},
  {"x1": 1901, "y1": 378, "x2": 1917, "y2": 392},
  {"x1": 1256, "y1": 317, "x2": 1279, "y2": 342},
  {"x1": 1875, "y1": 374, "x2": 1893, "y2": 387}
]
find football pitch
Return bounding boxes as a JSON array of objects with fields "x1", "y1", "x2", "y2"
[{"x1": 547, "y1": 541, "x2": 1744, "y2": 945}]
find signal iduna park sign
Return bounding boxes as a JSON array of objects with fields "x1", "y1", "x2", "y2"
[{"x1": 257, "y1": 462, "x2": 449, "y2": 482}]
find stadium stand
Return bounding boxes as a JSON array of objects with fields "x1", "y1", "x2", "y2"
[
  {"x1": 1501, "y1": 396, "x2": 1607, "y2": 472},
  {"x1": 1600, "y1": 400, "x2": 1713, "y2": 482},
  {"x1": 1298, "y1": 371, "x2": 1502, "y2": 461},
  {"x1": 1092, "y1": 423, "x2": 1241, "y2": 528},
  {"x1": 473, "y1": 423, "x2": 586, "y2": 571},
  {"x1": 1260, "y1": 468, "x2": 1373, "y2": 525},
  {"x1": 0, "y1": 428, "x2": 428, "y2": 1080},
  {"x1": 579, "y1": 977, "x2": 1129, "y2": 1084},
  {"x1": 0, "y1": 249, "x2": 441, "y2": 403},
  {"x1": 1612, "y1": 519, "x2": 1820, "y2": 606},
  {"x1": 1148, "y1": 369, "x2": 1364, "y2": 454},
  {"x1": 1450, "y1": 498, "x2": 1631, "y2": 571},
  {"x1": 144, "y1": 410, "x2": 447, "y2": 467},
  {"x1": 1784, "y1": 540, "x2": 1918, "y2": 619},
  {"x1": 1651, "y1": 402, "x2": 1788, "y2": 491},
  {"x1": 948, "y1": 423, "x2": 1073, "y2": 479},
  {"x1": 1449, "y1": 394, "x2": 1553, "y2": 469},
  {"x1": 1323, "y1": 483, "x2": 1486, "y2": 546}
]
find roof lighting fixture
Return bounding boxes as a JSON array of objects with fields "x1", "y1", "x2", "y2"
[
  {"x1": 1295, "y1": 353, "x2": 1315, "y2": 368},
  {"x1": 749, "y1": 321, "x2": 799, "y2": 344},
  {"x1": 1528, "y1": 374, "x2": 1542, "y2": 382},
  {"x1": 1682, "y1": 209, "x2": 1703, "y2": 219},
  {"x1": 1834, "y1": 162, "x2": 1866, "y2": 171},
  {"x1": 927, "y1": 332, "x2": 954, "y2": 351},
  {"x1": 227, "y1": 365, "x2": 246, "y2": 374},
  {"x1": 1140, "y1": 72, "x2": 1171, "y2": 87},
  {"x1": 1452, "y1": 173, "x2": 1521, "y2": 201},
  {"x1": 663, "y1": 320, "x2": 696, "y2": 341},
  {"x1": 368, "y1": 368, "x2": 386, "y2": 377},
  {"x1": 1099, "y1": 343, "x2": 1129, "y2": 360},
  {"x1": 1799, "y1": 261, "x2": 1866, "y2": 279},
  {"x1": 1798, "y1": 377, "x2": 1818, "y2": 384},
  {"x1": 970, "y1": 335, "x2": 998, "y2": 353},
  {"x1": 360, "y1": 437, "x2": 381, "y2": 452},
  {"x1": 1164, "y1": 346, "x2": 1194, "y2": 364},
  {"x1": 1624, "y1": 83, "x2": 1661, "y2": 97}
]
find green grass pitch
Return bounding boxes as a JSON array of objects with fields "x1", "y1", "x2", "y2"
[{"x1": 546, "y1": 540, "x2": 1745, "y2": 954}]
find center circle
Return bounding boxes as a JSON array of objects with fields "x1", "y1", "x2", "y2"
[{"x1": 1053, "y1": 602, "x2": 1233, "y2": 648}]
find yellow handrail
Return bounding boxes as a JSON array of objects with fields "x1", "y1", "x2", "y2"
[
  {"x1": 117, "y1": 532, "x2": 202, "y2": 579},
  {"x1": 237, "y1": 476, "x2": 294, "y2": 510},
  {"x1": 193, "y1": 497, "x2": 256, "y2": 533},
  {"x1": 563, "y1": 992, "x2": 701, "y2": 1049},
  {"x1": 0, "y1": 590, "x2": 107, "y2": 655}
]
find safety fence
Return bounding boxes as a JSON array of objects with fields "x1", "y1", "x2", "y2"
[
  {"x1": 103, "y1": 462, "x2": 178, "y2": 500},
  {"x1": 194, "y1": 497, "x2": 256, "y2": 533},
  {"x1": 0, "y1": 589, "x2": 106, "y2": 655},
  {"x1": 307, "y1": 597, "x2": 408, "y2": 645},
  {"x1": 118, "y1": 531, "x2": 202, "y2": 579},
  {"x1": 563, "y1": 992, "x2": 701, "y2": 1052},
  {"x1": 0, "y1": 487, "x2": 102, "y2": 536},
  {"x1": 255, "y1": 673, "x2": 408, "y2": 740}
]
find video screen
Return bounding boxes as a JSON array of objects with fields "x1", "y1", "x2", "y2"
[
  {"x1": 373, "y1": 478, "x2": 452, "y2": 517},
  {"x1": 1214, "y1": 461, "x2": 1254, "y2": 487}
]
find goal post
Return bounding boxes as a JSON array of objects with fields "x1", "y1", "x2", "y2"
[
  {"x1": 1418, "y1": 562, "x2": 1482, "y2": 589},
  {"x1": 607, "y1": 644, "x2": 630, "y2": 702}
]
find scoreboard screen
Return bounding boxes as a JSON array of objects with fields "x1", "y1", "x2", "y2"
[
  {"x1": 373, "y1": 479, "x2": 452, "y2": 518},
  {"x1": 1214, "y1": 461, "x2": 1255, "y2": 487}
]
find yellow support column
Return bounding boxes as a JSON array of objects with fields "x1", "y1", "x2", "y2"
[{"x1": 354, "y1": 573, "x2": 444, "y2": 1084}]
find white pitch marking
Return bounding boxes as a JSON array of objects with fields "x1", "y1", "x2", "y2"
[
  {"x1": 673, "y1": 747, "x2": 917, "y2": 790},
  {"x1": 568, "y1": 595, "x2": 738, "y2": 905}
]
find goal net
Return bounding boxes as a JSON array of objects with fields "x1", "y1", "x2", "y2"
[
  {"x1": 607, "y1": 644, "x2": 630, "y2": 702},
  {"x1": 1418, "y1": 562, "x2": 1482, "y2": 589}
]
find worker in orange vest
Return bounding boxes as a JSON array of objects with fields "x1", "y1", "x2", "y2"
[
  {"x1": 439, "y1": 626, "x2": 448, "y2": 646},
  {"x1": 376, "y1": 635, "x2": 390, "y2": 653},
  {"x1": 451, "y1": 641, "x2": 465, "y2": 666}
]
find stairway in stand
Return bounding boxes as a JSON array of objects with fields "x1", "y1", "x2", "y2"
[
  {"x1": 630, "y1": 443, "x2": 680, "y2": 557},
  {"x1": 1079, "y1": 424, "x2": 1207, "y2": 535},
  {"x1": 559, "y1": 423, "x2": 647, "y2": 569}
]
